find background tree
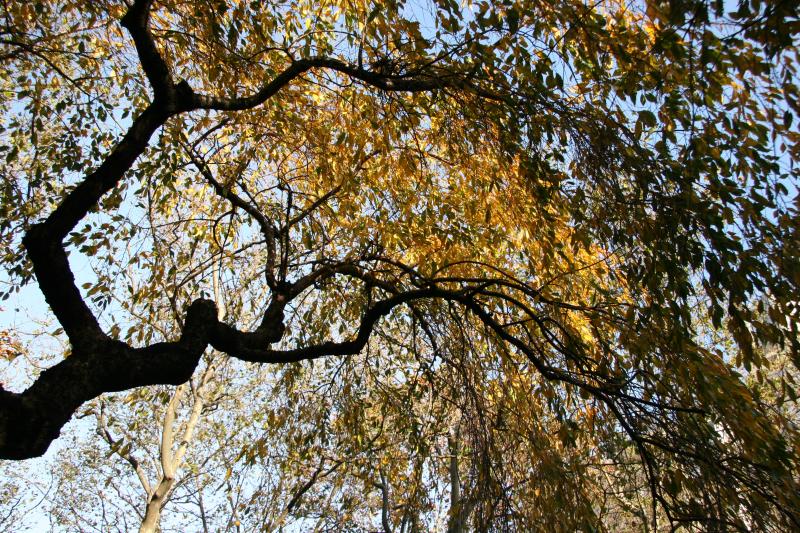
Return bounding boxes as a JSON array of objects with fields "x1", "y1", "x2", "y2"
[{"x1": 1, "y1": 0, "x2": 799, "y2": 530}]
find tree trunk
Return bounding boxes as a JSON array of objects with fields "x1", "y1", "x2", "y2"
[{"x1": 139, "y1": 478, "x2": 173, "y2": 533}]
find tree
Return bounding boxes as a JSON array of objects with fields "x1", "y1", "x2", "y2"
[{"x1": 0, "y1": 0, "x2": 799, "y2": 529}]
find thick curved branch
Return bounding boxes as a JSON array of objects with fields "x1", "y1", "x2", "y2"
[
  {"x1": 0, "y1": 299, "x2": 216, "y2": 459},
  {"x1": 22, "y1": 105, "x2": 169, "y2": 346},
  {"x1": 0, "y1": 270, "x2": 693, "y2": 461},
  {"x1": 191, "y1": 56, "x2": 458, "y2": 111},
  {"x1": 191, "y1": 60, "x2": 317, "y2": 111}
]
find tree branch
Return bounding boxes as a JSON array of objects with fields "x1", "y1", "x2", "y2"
[
  {"x1": 120, "y1": 0, "x2": 174, "y2": 99},
  {"x1": 0, "y1": 298, "x2": 216, "y2": 459},
  {"x1": 190, "y1": 56, "x2": 457, "y2": 112}
]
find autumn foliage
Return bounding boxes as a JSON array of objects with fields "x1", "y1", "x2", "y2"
[{"x1": 0, "y1": 0, "x2": 799, "y2": 530}]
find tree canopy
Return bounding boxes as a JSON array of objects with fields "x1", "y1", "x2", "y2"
[{"x1": 1, "y1": 0, "x2": 799, "y2": 530}]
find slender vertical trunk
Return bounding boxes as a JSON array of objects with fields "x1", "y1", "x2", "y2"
[
  {"x1": 378, "y1": 468, "x2": 393, "y2": 533},
  {"x1": 137, "y1": 364, "x2": 214, "y2": 533},
  {"x1": 447, "y1": 428, "x2": 464, "y2": 533},
  {"x1": 447, "y1": 425, "x2": 475, "y2": 533}
]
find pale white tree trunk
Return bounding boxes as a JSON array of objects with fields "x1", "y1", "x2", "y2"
[
  {"x1": 138, "y1": 364, "x2": 214, "y2": 533},
  {"x1": 138, "y1": 262, "x2": 225, "y2": 533}
]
